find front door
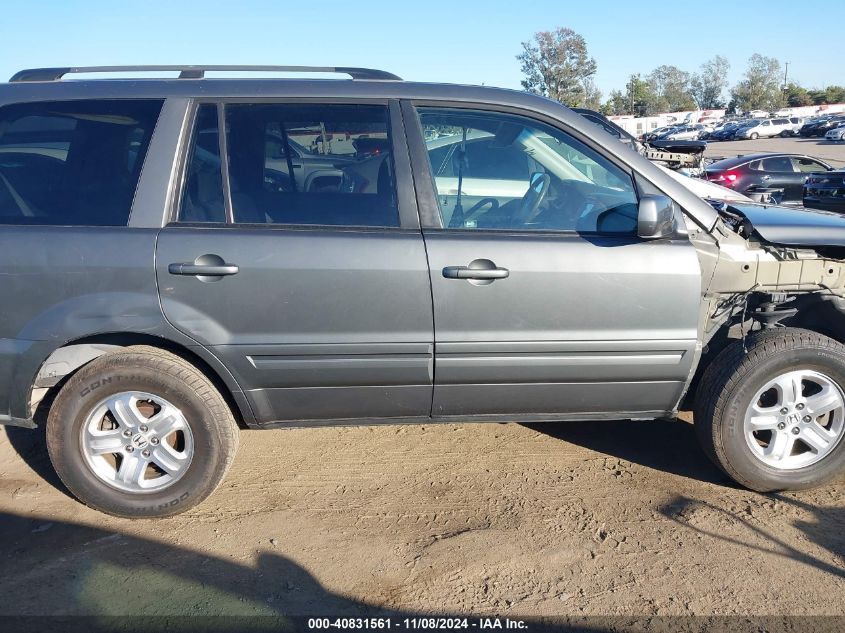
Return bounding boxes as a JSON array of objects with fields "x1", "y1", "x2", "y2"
[
  {"x1": 156, "y1": 101, "x2": 433, "y2": 424},
  {"x1": 407, "y1": 105, "x2": 702, "y2": 418},
  {"x1": 789, "y1": 156, "x2": 832, "y2": 200}
]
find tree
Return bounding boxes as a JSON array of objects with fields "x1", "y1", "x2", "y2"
[
  {"x1": 602, "y1": 75, "x2": 659, "y2": 116},
  {"x1": 582, "y1": 78, "x2": 603, "y2": 110},
  {"x1": 730, "y1": 54, "x2": 784, "y2": 112},
  {"x1": 690, "y1": 55, "x2": 730, "y2": 109},
  {"x1": 784, "y1": 83, "x2": 812, "y2": 107},
  {"x1": 602, "y1": 89, "x2": 628, "y2": 115},
  {"x1": 824, "y1": 86, "x2": 845, "y2": 104},
  {"x1": 517, "y1": 27, "x2": 598, "y2": 107},
  {"x1": 624, "y1": 75, "x2": 659, "y2": 116},
  {"x1": 807, "y1": 89, "x2": 830, "y2": 105},
  {"x1": 647, "y1": 65, "x2": 696, "y2": 112}
]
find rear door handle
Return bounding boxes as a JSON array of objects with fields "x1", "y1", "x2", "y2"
[{"x1": 168, "y1": 254, "x2": 239, "y2": 278}]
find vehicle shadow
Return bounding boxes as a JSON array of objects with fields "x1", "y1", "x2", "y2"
[
  {"x1": 0, "y1": 509, "x2": 407, "y2": 620},
  {"x1": 0, "y1": 511, "x2": 632, "y2": 632},
  {"x1": 775, "y1": 493, "x2": 845, "y2": 564},
  {"x1": 657, "y1": 493, "x2": 845, "y2": 580},
  {"x1": 525, "y1": 418, "x2": 732, "y2": 487}
]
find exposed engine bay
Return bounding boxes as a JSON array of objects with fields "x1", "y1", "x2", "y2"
[{"x1": 693, "y1": 200, "x2": 845, "y2": 353}]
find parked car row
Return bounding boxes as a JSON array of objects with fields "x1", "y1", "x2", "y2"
[
  {"x1": 799, "y1": 114, "x2": 845, "y2": 138},
  {"x1": 705, "y1": 117, "x2": 806, "y2": 141}
]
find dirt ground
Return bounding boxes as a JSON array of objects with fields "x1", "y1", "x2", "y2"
[
  {"x1": 0, "y1": 412, "x2": 843, "y2": 619},
  {"x1": 705, "y1": 137, "x2": 845, "y2": 168}
]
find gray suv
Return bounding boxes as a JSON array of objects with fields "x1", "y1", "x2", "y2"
[{"x1": 2, "y1": 66, "x2": 845, "y2": 518}]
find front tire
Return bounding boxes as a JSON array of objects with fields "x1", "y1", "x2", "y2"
[
  {"x1": 46, "y1": 346, "x2": 239, "y2": 518},
  {"x1": 694, "y1": 329, "x2": 845, "y2": 491},
  {"x1": 749, "y1": 132, "x2": 759, "y2": 140}
]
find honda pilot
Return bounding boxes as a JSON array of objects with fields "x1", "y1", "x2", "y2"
[{"x1": 1, "y1": 66, "x2": 845, "y2": 517}]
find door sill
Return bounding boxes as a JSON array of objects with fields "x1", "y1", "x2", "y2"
[{"x1": 253, "y1": 410, "x2": 672, "y2": 429}]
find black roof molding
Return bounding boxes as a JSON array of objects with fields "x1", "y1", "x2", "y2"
[{"x1": 9, "y1": 65, "x2": 402, "y2": 82}]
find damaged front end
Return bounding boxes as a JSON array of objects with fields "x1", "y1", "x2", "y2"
[{"x1": 695, "y1": 201, "x2": 845, "y2": 351}]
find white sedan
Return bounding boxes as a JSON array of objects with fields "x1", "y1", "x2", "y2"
[{"x1": 825, "y1": 124, "x2": 845, "y2": 142}]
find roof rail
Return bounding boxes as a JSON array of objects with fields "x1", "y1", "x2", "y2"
[{"x1": 9, "y1": 65, "x2": 402, "y2": 83}]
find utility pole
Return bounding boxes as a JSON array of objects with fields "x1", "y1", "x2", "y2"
[
  {"x1": 629, "y1": 75, "x2": 635, "y2": 115},
  {"x1": 782, "y1": 62, "x2": 791, "y2": 106}
]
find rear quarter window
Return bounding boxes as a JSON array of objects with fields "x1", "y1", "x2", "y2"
[{"x1": 0, "y1": 99, "x2": 163, "y2": 226}]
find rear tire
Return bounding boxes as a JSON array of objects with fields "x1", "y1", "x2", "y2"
[
  {"x1": 694, "y1": 329, "x2": 845, "y2": 492},
  {"x1": 46, "y1": 346, "x2": 239, "y2": 518}
]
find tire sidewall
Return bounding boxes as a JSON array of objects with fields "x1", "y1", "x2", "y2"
[
  {"x1": 48, "y1": 361, "x2": 228, "y2": 517},
  {"x1": 721, "y1": 345, "x2": 845, "y2": 488}
]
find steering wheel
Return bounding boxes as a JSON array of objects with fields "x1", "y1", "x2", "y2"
[
  {"x1": 263, "y1": 169, "x2": 293, "y2": 193},
  {"x1": 529, "y1": 179, "x2": 595, "y2": 230},
  {"x1": 463, "y1": 197, "x2": 499, "y2": 222},
  {"x1": 515, "y1": 172, "x2": 551, "y2": 224}
]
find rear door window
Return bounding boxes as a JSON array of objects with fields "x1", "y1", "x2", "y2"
[
  {"x1": 761, "y1": 156, "x2": 795, "y2": 172},
  {"x1": 224, "y1": 103, "x2": 399, "y2": 227},
  {"x1": 0, "y1": 99, "x2": 163, "y2": 225}
]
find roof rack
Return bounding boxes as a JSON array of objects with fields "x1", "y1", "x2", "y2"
[{"x1": 9, "y1": 65, "x2": 402, "y2": 83}]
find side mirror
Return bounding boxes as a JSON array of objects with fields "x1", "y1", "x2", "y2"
[{"x1": 637, "y1": 194, "x2": 675, "y2": 239}]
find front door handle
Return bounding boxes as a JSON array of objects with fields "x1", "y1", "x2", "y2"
[
  {"x1": 443, "y1": 259, "x2": 509, "y2": 284},
  {"x1": 443, "y1": 266, "x2": 509, "y2": 280},
  {"x1": 169, "y1": 263, "x2": 239, "y2": 276},
  {"x1": 168, "y1": 254, "x2": 239, "y2": 279}
]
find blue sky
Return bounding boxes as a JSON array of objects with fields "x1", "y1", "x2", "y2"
[{"x1": 2, "y1": 0, "x2": 842, "y2": 99}]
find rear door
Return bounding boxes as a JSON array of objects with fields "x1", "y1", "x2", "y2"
[
  {"x1": 404, "y1": 103, "x2": 702, "y2": 418},
  {"x1": 156, "y1": 100, "x2": 434, "y2": 424}
]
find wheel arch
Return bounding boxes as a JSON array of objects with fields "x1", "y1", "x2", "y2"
[
  {"x1": 28, "y1": 332, "x2": 255, "y2": 428},
  {"x1": 686, "y1": 293, "x2": 845, "y2": 410}
]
